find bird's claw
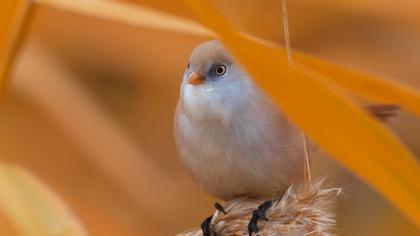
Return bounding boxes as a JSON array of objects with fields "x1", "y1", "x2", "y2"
[
  {"x1": 201, "y1": 215, "x2": 213, "y2": 236},
  {"x1": 214, "y1": 202, "x2": 227, "y2": 215},
  {"x1": 248, "y1": 200, "x2": 273, "y2": 236},
  {"x1": 200, "y1": 202, "x2": 226, "y2": 236}
]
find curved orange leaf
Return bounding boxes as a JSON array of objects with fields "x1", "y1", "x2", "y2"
[
  {"x1": 0, "y1": 0, "x2": 31, "y2": 100},
  {"x1": 34, "y1": 0, "x2": 212, "y2": 36},
  {"x1": 293, "y1": 52, "x2": 420, "y2": 116},
  {"x1": 0, "y1": 165, "x2": 88, "y2": 236},
  {"x1": 185, "y1": 0, "x2": 420, "y2": 227},
  {"x1": 31, "y1": 0, "x2": 420, "y2": 118}
]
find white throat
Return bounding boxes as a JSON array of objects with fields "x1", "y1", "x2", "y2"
[{"x1": 181, "y1": 83, "x2": 234, "y2": 127}]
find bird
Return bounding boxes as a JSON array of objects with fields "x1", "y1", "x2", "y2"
[{"x1": 174, "y1": 40, "x2": 399, "y2": 235}]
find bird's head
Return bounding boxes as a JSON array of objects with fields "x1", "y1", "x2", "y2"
[{"x1": 179, "y1": 40, "x2": 256, "y2": 124}]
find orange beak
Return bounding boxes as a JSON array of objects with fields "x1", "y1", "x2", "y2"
[{"x1": 188, "y1": 72, "x2": 204, "y2": 85}]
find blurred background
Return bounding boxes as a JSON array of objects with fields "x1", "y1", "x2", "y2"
[{"x1": 0, "y1": 0, "x2": 419, "y2": 235}]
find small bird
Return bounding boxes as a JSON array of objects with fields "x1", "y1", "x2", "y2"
[
  {"x1": 174, "y1": 40, "x2": 398, "y2": 234},
  {"x1": 175, "y1": 40, "x2": 307, "y2": 200}
]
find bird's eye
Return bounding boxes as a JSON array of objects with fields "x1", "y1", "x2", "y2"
[
  {"x1": 187, "y1": 62, "x2": 190, "y2": 68},
  {"x1": 214, "y1": 65, "x2": 226, "y2": 75}
]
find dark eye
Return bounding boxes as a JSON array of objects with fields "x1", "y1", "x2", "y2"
[
  {"x1": 187, "y1": 62, "x2": 190, "y2": 68},
  {"x1": 214, "y1": 65, "x2": 226, "y2": 75}
]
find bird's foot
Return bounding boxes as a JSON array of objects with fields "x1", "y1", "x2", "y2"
[
  {"x1": 201, "y1": 215, "x2": 213, "y2": 236},
  {"x1": 247, "y1": 200, "x2": 273, "y2": 236},
  {"x1": 214, "y1": 202, "x2": 227, "y2": 215},
  {"x1": 200, "y1": 202, "x2": 227, "y2": 236}
]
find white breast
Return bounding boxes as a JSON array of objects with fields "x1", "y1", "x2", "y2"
[{"x1": 174, "y1": 96, "x2": 305, "y2": 200}]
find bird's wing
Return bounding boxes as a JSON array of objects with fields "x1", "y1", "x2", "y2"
[{"x1": 366, "y1": 104, "x2": 400, "y2": 123}]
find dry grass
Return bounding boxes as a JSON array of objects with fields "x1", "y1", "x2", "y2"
[{"x1": 178, "y1": 178, "x2": 341, "y2": 236}]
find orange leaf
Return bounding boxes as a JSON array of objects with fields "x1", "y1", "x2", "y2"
[
  {"x1": 0, "y1": 0, "x2": 31, "y2": 96},
  {"x1": 293, "y1": 51, "x2": 420, "y2": 116},
  {"x1": 185, "y1": 0, "x2": 420, "y2": 226},
  {"x1": 34, "y1": 0, "x2": 212, "y2": 36},
  {"x1": 0, "y1": 165, "x2": 88, "y2": 236},
  {"x1": 33, "y1": 0, "x2": 420, "y2": 119}
]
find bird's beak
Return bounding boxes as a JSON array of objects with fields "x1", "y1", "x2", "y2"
[{"x1": 188, "y1": 72, "x2": 204, "y2": 85}]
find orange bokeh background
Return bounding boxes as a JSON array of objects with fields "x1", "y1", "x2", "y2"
[{"x1": 0, "y1": 1, "x2": 419, "y2": 235}]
